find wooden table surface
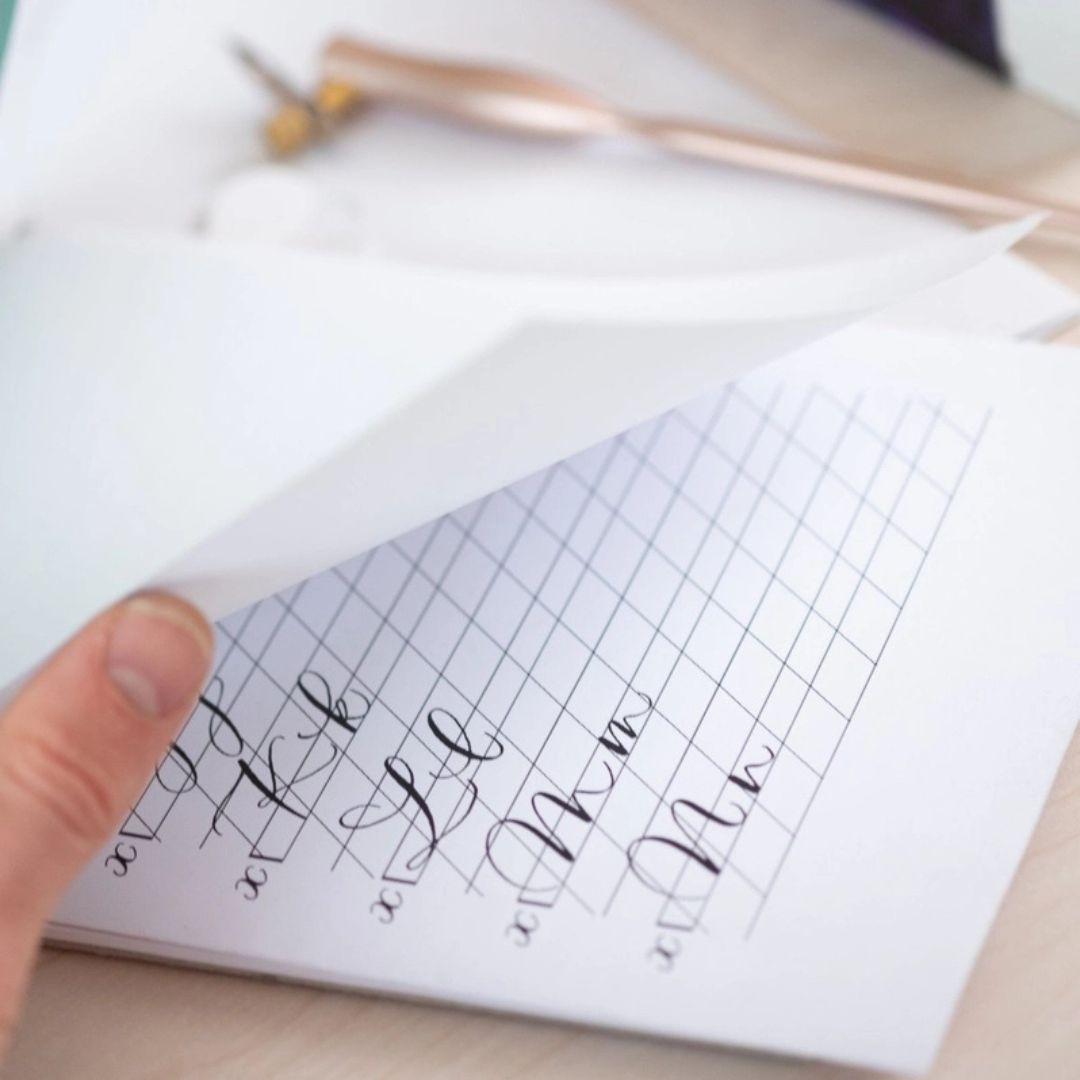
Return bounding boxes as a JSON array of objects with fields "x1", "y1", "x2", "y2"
[{"x1": 9, "y1": 1, "x2": 1080, "y2": 1076}]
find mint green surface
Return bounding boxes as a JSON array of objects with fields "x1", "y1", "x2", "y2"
[{"x1": 0, "y1": 0, "x2": 16, "y2": 81}]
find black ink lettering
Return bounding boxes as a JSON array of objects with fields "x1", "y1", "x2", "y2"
[
  {"x1": 485, "y1": 764, "x2": 615, "y2": 890},
  {"x1": 627, "y1": 798, "x2": 745, "y2": 901},
  {"x1": 370, "y1": 888, "x2": 403, "y2": 924},
  {"x1": 297, "y1": 671, "x2": 370, "y2": 736},
  {"x1": 598, "y1": 691, "x2": 652, "y2": 756},
  {"x1": 647, "y1": 933, "x2": 681, "y2": 972},
  {"x1": 506, "y1": 910, "x2": 540, "y2": 947},
  {"x1": 200, "y1": 678, "x2": 244, "y2": 757},
  {"x1": 154, "y1": 742, "x2": 198, "y2": 795},
  {"x1": 427, "y1": 708, "x2": 503, "y2": 779},
  {"x1": 235, "y1": 865, "x2": 268, "y2": 900},
  {"x1": 728, "y1": 745, "x2": 777, "y2": 796},
  {"x1": 104, "y1": 842, "x2": 138, "y2": 877}
]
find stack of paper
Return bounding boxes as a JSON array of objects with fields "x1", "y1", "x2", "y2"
[{"x1": 2, "y1": 0, "x2": 1078, "y2": 1073}]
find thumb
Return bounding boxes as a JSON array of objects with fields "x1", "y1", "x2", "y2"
[{"x1": 0, "y1": 592, "x2": 211, "y2": 1048}]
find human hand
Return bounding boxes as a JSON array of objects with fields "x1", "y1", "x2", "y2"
[{"x1": 0, "y1": 593, "x2": 212, "y2": 1059}]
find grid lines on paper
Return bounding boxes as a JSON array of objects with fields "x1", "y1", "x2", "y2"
[{"x1": 120, "y1": 373, "x2": 986, "y2": 940}]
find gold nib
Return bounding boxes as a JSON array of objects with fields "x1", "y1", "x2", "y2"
[{"x1": 232, "y1": 40, "x2": 364, "y2": 158}]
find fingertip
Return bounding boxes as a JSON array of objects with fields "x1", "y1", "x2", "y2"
[{"x1": 105, "y1": 593, "x2": 213, "y2": 720}]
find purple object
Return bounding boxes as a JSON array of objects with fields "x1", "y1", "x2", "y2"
[{"x1": 846, "y1": 0, "x2": 1008, "y2": 74}]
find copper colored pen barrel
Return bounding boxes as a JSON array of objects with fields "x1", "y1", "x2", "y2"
[{"x1": 319, "y1": 36, "x2": 1080, "y2": 244}]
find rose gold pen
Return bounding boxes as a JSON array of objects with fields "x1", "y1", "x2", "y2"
[{"x1": 236, "y1": 37, "x2": 1080, "y2": 243}]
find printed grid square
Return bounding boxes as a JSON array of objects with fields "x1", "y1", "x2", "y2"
[
  {"x1": 759, "y1": 666, "x2": 808, "y2": 741},
  {"x1": 357, "y1": 544, "x2": 412, "y2": 615},
  {"x1": 681, "y1": 442, "x2": 737, "y2": 518},
  {"x1": 508, "y1": 604, "x2": 556, "y2": 671},
  {"x1": 539, "y1": 547, "x2": 586, "y2": 614},
  {"x1": 866, "y1": 451, "x2": 910, "y2": 517},
  {"x1": 777, "y1": 525, "x2": 833, "y2": 605},
  {"x1": 500, "y1": 677, "x2": 562, "y2": 763},
  {"x1": 786, "y1": 691, "x2": 846, "y2": 774},
  {"x1": 232, "y1": 597, "x2": 290, "y2": 660},
  {"x1": 756, "y1": 746, "x2": 819, "y2": 831},
  {"x1": 626, "y1": 546, "x2": 683, "y2": 627},
  {"x1": 562, "y1": 568, "x2": 621, "y2": 649},
  {"x1": 357, "y1": 621, "x2": 404, "y2": 692},
  {"x1": 258, "y1": 614, "x2": 319, "y2": 689},
  {"x1": 475, "y1": 572, "x2": 532, "y2": 649},
  {"x1": 788, "y1": 613, "x2": 833, "y2": 683},
  {"x1": 596, "y1": 601, "x2": 654, "y2": 682},
  {"x1": 444, "y1": 622, "x2": 502, "y2": 704},
  {"x1": 750, "y1": 580, "x2": 808, "y2": 659},
  {"x1": 840, "y1": 581, "x2": 899, "y2": 662},
  {"x1": 591, "y1": 515, "x2": 648, "y2": 594},
  {"x1": 688, "y1": 526, "x2": 736, "y2": 594},
  {"x1": 289, "y1": 570, "x2": 349, "y2": 639},
  {"x1": 388, "y1": 572, "x2": 435, "y2": 638},
  {"x1": 804, "y1": 472, "x2": 859, "y2": 550},
  {"x1": 814, "y1": 636, "x2": 874, "y2": 718},
  {"x1": 567, "y1": 656, "x2": 628, "y2": 739},
  {"x1": 535, "y1": 712, "x2": 596, "y2": 794},
  {"x1": 892, "y1": 475, "x2": 949, "y2": 549},
  {"x1": 656, "y1": 655, "x2": 717, "y2": 739},
  {"x1": 381, "y1": 645, "x2": 438, "y2": 724},
  {"x1": 840, "y1": 502, "x2": 887, "y2": 573},
  {"x1": 715, "y1": 472, "x2": 760, "y2": 538},
  {"x1": 816, "y1": 560, "x2": 860, "y2": 627},
  {"x1": 653, "y1": 496, "x2": 711, "y2": 570},
  {"x1": 442, "y1": 539, "x2": 499, "y2": 616},
  {"x1": 322, "y1": 593, "x2": 381, "y2": 673},
  {"x1": 722, "y1": 636, "x2": 781, "y2": 717},
  {"x1": 419, "y1": 518, "x2": 464, "y2": 581},
  {"x1": 479, "y1": 655, "x2": 528, "y2": 727},
  {"x1": 505, "y1": 518, "x2": 561, "y2": 594},
  {"x1": 660, "y1": 578, "x2": 709, "y2": 650},
  {"x1": 685, "y1": 599, "x2": 743, "y2": 678},
  {"x1": 619, "y1": 465, "x2": 674, "y2": 538},
  {"x1": 626, "y1": 704, "x2": 688, "y2": 794},
  {"x1": 866, "y1": 526, "x2": 925, "y2": 604},
  {"x1": 470, "y1": 490, "x2": 527, "y2": 562},
  {"x1": 713, "y1": 546, "x2": 769, "y2": 624},
  {"x1": 767, "y1": 441, "x2": 822, "y2": 517},
  {"x1": 728, "y1": 807, "x2": 789, "y2": 891},
  {"x1": 567, "y1": 498, "x2": 611, "y2": 563},
  {"x1": 695, "y1": 689, "x2": 755, "y2": 774},
  {"x1": 533, "y1": 466, "x2": 589, "y2": 537},
  {"x1": 740, "y1": 497, "x2": 797, "y2": 572},
  {"x1": 595, "y1": 442, "x2": 640, "y2": 505},
  {"x1": 409, "y1": 590, "x2": 468, "y2": 671},
  {"x1": 532, "y1": 623, "x2": 591, "y2": 703}
]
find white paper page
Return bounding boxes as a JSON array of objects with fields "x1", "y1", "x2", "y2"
[
  {"x1": 52, "y1": 326, "x2": 1080, "y2": 1073},
  {"x1": 0, "y1": 218, "x2": 1031, "y2": 698}
]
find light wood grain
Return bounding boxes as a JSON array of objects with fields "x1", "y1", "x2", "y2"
[{"x1": 9, "y1": 1, "x2": 1080, "y2": 1076}]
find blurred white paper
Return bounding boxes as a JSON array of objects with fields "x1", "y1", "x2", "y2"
[{"x1": 0, "y1": 0, "x2": 1075, "y2": 334}]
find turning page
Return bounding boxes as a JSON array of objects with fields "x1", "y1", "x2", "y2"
[{"x1": 51, "y1": 326, "x2": 1080, "y2": 1073}]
